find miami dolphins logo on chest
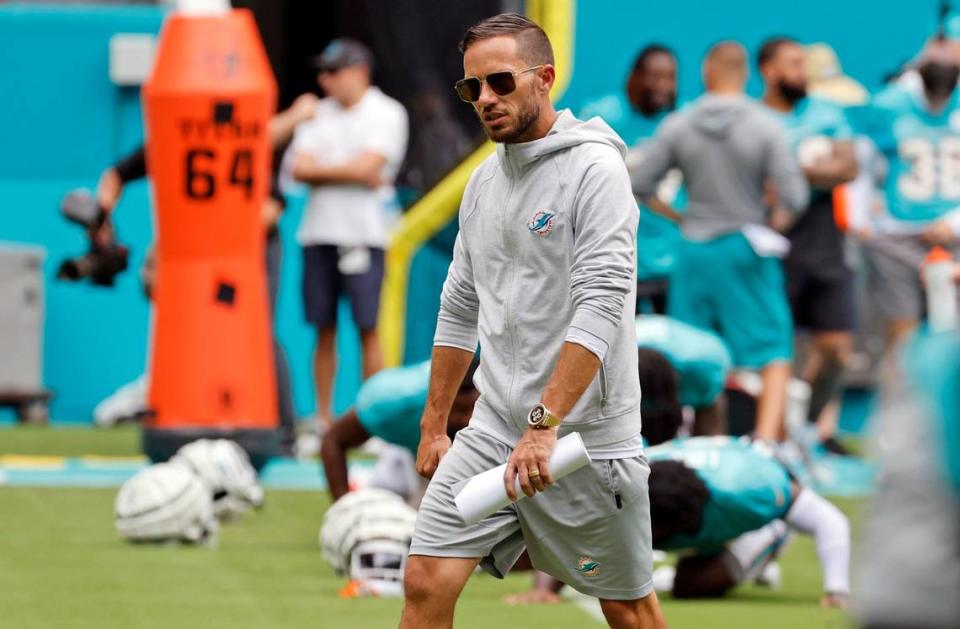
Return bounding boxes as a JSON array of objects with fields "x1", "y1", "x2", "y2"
[{"x1": 527, "y1": 209, "x2": 556, "y2": 236}]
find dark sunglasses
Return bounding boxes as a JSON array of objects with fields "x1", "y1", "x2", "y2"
[{"x1": 454, "y1": 65, "x2": 543, "y2": 102}]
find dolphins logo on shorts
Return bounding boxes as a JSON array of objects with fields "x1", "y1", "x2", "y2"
[
  {"x1": 527, "y1": 210, "x2": 556, "y2": 236},
  {"x1": 576, "y1": 556, "x2": 600, "y2": 577}
]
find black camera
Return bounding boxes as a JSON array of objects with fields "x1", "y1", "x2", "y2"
[{"x1": 56, "y1": 189, "x2": 130, "y2": 287}]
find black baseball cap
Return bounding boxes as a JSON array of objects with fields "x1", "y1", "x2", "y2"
[{"x1": 310, "y1": 38, "x2": 374, "y2": 73}]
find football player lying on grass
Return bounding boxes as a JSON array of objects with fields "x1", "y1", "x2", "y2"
[
  {"x1": 506, "y1": 436, "x2": 850, "y2": 608},
  {"x1": 320, "y1": 358, "x2": 479, "y2": 501},
  {"x1": 506, "y1": 350, "x2": 849, "y2": 609}
]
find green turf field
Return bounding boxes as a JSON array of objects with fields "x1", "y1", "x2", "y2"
[{"x1": 0, "y1": 427, "x2": 861, "y2": 628}]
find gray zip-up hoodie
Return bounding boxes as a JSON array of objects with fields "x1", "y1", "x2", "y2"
[
  {"x1": 434, "y1": 109, "x2": 642, "y2": 454},
  {"x1": 631, "y1": 93, "x2": 809, "y2": 240}
]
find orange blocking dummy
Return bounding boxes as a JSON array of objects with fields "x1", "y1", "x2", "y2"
[{"x1": 142, "y1": 7, "x2": 278, "y2": 468}]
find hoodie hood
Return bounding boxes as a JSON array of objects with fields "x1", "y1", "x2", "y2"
[
  {"x1": 690, "y1": 93, "x2": 751, "y2": 138},
  {"x1": 497, "y1": 109, "x2": 627, "y2": 176}
]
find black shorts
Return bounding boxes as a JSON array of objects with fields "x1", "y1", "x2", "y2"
[
  {"x1": 301, "y1": 244, "x2": 384, "y2": 332},
  {"x1": 785, "y1": 261, "x2": 855, "y2": 333}
]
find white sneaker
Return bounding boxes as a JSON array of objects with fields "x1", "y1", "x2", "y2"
[
  {"x1": 755, "y1": 561, "x2": 782, "y2": 590},
  {"x1": 294, "y1": 432, "x2": 321, "y2": 459},
  {"x1": 360, "y1": 436, "x2": 387, "y2": 456},
  {"x1": 652, "y1": 565, "x2": 676, "y2": 593},
  {"x1": 93, "y1": 375, "x2": 148, "y2": 427}
]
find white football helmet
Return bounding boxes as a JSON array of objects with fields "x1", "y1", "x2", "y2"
[
  {"x1": 320, "y1": 489, "x2": 418, "y2": 593},
  {"x1": 114, "y1": 463, "x2": 218, "y2": 545},
  {"x1": 170, "y1": 439, "x2": 264, "y2": 521}
]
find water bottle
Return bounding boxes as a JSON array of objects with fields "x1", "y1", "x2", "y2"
[{"x1": 923, "y1": 246, "x2": 958, "y2": 333}]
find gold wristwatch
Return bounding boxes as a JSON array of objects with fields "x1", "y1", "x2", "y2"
[{"x1": 527, "y1": 403, "x2": 561, "y2": 430}]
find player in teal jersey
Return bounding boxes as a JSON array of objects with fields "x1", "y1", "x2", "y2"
[
  {"x1": 577, "y1": 44, "x2": 676, "y2": 148},
  {"x1": 508, "y1": 331, "x2": 842, "y2": 608},
  {"x1": 646, "y1": 437, "x2": 849, "y2": 607},
  {"x1": 635, "y1": 315, "x2": 732, "y2": 440},
  {"x1": 319, "y1": 359, "x2": 479, "y2": 500},
  {"x1": 759, "y1": 37, "x2": 859, "y2": 454},
  {"x1": 851, "y1": 38, "x2": 960, "y2": 345},
  {"x1": 507, "y1": 433, "x2": 851, "y2": 607},
  {"x1": 648, "y1": 438, "x2": 793, "y2": 553},
  {"x1": 632, "y1": 43, "x2": 809, "y2": 443},
  {"x1": 505, "y1": 336, "x2": 730, "y2": 606},
  {"x1": 579, "y1": 45, "x2": 683, "y2": 314}
]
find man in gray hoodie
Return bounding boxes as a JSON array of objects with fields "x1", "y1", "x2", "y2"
[
  {"x1": 400, "y1": 13, "x2": 667, "y2": 629},
  {"x1": 632, "y1": 42, "x2": 809, "y2": 442}
]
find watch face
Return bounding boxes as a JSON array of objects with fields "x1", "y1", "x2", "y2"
[{"x1": 529, "y1": 406, "x2": 544, "y2": 424}]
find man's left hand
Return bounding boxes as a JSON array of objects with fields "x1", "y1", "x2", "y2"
[{"x1": 504, "y1": 428, "x2": 558, "y2": 501}]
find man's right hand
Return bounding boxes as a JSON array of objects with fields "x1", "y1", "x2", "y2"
[{"x1": 415, "y1": 433, "x2": 451, "y2": 479}]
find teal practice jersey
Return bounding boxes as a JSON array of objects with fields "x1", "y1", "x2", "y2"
[
  {"x1": 355, "y1": 361, "x2": 430, "y2": 454},
  {"x1": 579, "y1": 92, "x2": 685, "y2": 280},
  {"x1": 769, "y1": 97, "x2": 853, "y2": 195},
  {"x1": 850, "y1": 85, "x2": 960, "y2": 223},
  {"x1": 647, "y1": 436, "x2": 794, "y2": 551},
  {"x1": 636, "y1": 315, "x2": 732, "y2": 408},
  {"x1": 579, "y1": 91, "x2": 664, "y2": 147}
]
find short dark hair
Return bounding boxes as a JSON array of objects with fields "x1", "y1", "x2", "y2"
[
  {"x1": 648, "y1": 460, "x2": 710, "y2": 546},
  {"x1": 632, "y1": 44, "x2": 675, "y2": 75},
  {"x1": 459, "y1": 13, "x2": 554, "y2": 66},
  {"x1": 638, "y1": 348, "x2": 683, "y2": 447},
  {"x1": 757, "y1": 36, "x2": 798, "y2": 69}
]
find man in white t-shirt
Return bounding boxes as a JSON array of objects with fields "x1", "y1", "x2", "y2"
[{"x1": 291, "y1": 39, "x2": 409, "y2": 428}]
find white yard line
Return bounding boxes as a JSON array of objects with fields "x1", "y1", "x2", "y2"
[{"x1": 561, "y1": 587, "x2": 606, "y2": 624}]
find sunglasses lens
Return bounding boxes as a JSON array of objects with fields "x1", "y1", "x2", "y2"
[
  {"x1": 487, "y1": 72, "x2": 517, "y2": 96},
  {"x1": 455, "y1": 78, "x2": 481, "y2": 102}
]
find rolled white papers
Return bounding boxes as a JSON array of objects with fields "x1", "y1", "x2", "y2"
[{"x1": 454, "y1": 432, "x2": 591, "y2": 525}]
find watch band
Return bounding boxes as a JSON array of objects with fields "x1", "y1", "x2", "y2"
[{"x1": 528, "y1": 403, "x2": 561, "y2": 429}]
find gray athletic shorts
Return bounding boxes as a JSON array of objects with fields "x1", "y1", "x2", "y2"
[
  {"x1": 409, "y1": 426, "x2": 654, "y2": 600},
  {"x1": 862, "y1": 233, "x2": 960, "y2": 322}
]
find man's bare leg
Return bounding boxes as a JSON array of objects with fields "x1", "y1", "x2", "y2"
[
  {"x1": 756, "y1": 360, "x2": 791, "y2": 441},
  {"x1": 805, "y1": 331, "x2": 852, "y2": 443},
  {"x1": 885, "y1": 319, "x2": 916, "y2": 350},
  {"x1": 503, "y1": 571, "x2": 563, "y2": 605},
  {"x1": 802, "y1": 331, "x2": 851, "y2": 384},
  {"x1": 360, "y1": 328, "x2": 383, "y2": 379},
  {"x1": 400, "y1": 555, "x2": 479, "y2": 629},
  {"x1": 313, "y1": 327, "x2": 336, "y2": 428},
  {"x1": 599, "y1": 592, "x2": 669, "y2": 629}
]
